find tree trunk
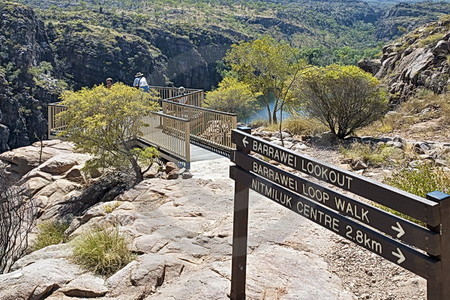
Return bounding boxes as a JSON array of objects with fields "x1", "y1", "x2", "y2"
[
  {"x1": 272, "y1": 108, "x2": 278, "y2": 124},
  {"x1": 266, "y1": 106, "x2": 272, "y2": 124},
  {"x1": 130, "y1": 158, "x2": 143, "y2": 184}
]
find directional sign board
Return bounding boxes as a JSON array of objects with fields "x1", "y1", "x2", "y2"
[
  {"x1": 232, "y1": 130, "x2": 441, "y2": 226},
  {"x1": 229, "y1": 128, "x2": 450, "y2": 300},
  {"x1": 232, "y1": 150, "x2": 440, "y2": 255},
  {"x1": 230, "y1": 166, "x2": 439, "y2": 278}
]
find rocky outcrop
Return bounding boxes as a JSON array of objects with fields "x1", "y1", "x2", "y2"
[
  {"x1": 0, "y1": 2, "x2": 56, "y2": 152},
  {"x1": 357, "y1": 58, "x2": 381, "y2": 75},
  {"x1": 0, "y1": 150, "x2": 355, "y2": 299},
  {"x1": 1, "y1": 135, "x2": 440, "y2": 299},
  {"x1": 376, "y1": 19, "x2": 450, "y2": 103},
  {"x1": 0, "y1": 3, "x2": 243, "y2": 152},
  {"x1": 376, "y1": 2, "x2": 450, "y2": 41}
]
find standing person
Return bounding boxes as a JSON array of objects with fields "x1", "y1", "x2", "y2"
[
  {"x1": 133, "y1": 72, "x2": 149, "y2": 92},
  {"x1": 105, "y1": 77, "x2": 113, "y2": 89},
  {"x1": 178, "y1": 86, "x2": 187, "y2": 104}
]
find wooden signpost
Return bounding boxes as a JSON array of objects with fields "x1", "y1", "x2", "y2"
[{"x1": 229, "y1": 127, "x2": 450, "y2": 300}]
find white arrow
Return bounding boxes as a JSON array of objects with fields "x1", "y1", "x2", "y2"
[
  {"x1": 392, "y1": 248, "x2": 406, "y2": 264},
  {"x1": 242, "y1": 136, "x2": 249, "y2": 147},
  {"x1": 391, "y1": 222, "x2": 405, "y2": 238}
]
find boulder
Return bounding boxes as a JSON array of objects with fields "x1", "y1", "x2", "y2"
[
  {"x1": 357, "y1": 58, "x2": 381, "y2": 75},
  {"x1": 351, "y1": 160, "x2": 368, "y2": 171},
  {"x1": 59, "y1": 274, "x2": 108, "y2": 298},
  {"x1": 0, "y1": 258, "x2": 83, "y2": 300},
  {"x1": 165, "y1": 162, "x2": 179, "y2": 174},
  {"x1": 182, "y1": 171, "x2": 193, "y2": 179},
  {"x1": 143, "y1": 162, "x2": 160, "y2": 178},
  {"x1": 39, "y1": 153, "x2": 90, "y2": 175},
  {"x1": 433, "y1": 40, "x2": 450, "y2": 56},
  {"x1": 0, "y1": 141, "x2": 76, "y2": 177},
  {"x1": 165, "y1": 162, "x2": 180, "y2": 180},
  {"x1": 23, "y1": 176, "x2": 51, "y2": 196},
  {"x1": 64, "y1": 166, "x2": 86, "y2": 183}
]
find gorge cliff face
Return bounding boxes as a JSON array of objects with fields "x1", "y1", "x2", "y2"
[
  {"x1": 0, "y1": 3, "x2": 243, "y2": 152},
  {"x1": 376, "y1": 2, "x2": 450, "y2": 41},
  {"x1": 376, "y1": 18, "x2": 450, "y2": 103},
  {"x1": 0, "y1": 2, "x2": 56, "y2": 152},
  {"x1": 1, "y1": 0, "x2": 450, "y2": 152}
]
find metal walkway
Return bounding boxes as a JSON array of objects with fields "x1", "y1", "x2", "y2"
[{"x1": 48, "y1": 86, "x2": 236, "y2": 168}]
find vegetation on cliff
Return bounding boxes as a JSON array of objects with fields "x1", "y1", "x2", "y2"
[
  {"x1": 58, "y1": 83, "x2": 160, "y2": 184},
  {"x1": 0, "y1": 0, "x2": 449, "y2": 151}
]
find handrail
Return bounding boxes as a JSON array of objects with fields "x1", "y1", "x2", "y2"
[
  {"x1": 162, "y1": 101, "x2": 237, "y2": 152},
  {"x1": 162, "y1": 99, "x2": 237, "y2": 116},
  {"x1": 140, "y1": 112, "x2": 191, "y2": 164},
  {"x1": 47, "y1": 85, "x2": 235, "y2": 165},
  {"x1": 150, "y1": 86, "x2": 204, "y2": 107}
]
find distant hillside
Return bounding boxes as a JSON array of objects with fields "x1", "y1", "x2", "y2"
[
  {"x1": 376, "y1": 1, "x2": 450, "y2": 40},
  {"x1": 0, "y1": 0, "x2": 449, "y2": 153}
]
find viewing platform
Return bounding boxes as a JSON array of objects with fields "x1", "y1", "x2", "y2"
[{"x1": 47, "y1": 86, "x2": 237, "y2": 168}]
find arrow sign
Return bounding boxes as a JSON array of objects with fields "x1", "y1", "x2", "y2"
[
  {"x1": 392, "y1": 248, "x2": 406, "y2": 264},
  {"x1": 391, "y1": 222, "x2": 405, "y2": 238},
  {"x1": 242, "y1": 136, "x2": 249, "y2": 147}
]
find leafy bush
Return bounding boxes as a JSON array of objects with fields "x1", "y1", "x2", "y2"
[
  {"x1": 379, "y1": 164, "x2": 450, "y2": 225},
  {"x1": 340, "y1": 143, "x2": 405, "y2": 167},
  {"x1": 58, "y1": 83, "x2": 160, "y2": 184},
  {"x1": 289, "y1": 65, "x2": 388, "y2": 139},
  {"x1": 103, "y1": 201, "x2": 122, "y2": 214},
  {"x1": 72, "y1": 226, "x2": 133, "y2": 276},
  {"x1": 204, "y1": 77, "x2": 260, "y2": 122},
  {"x1": 33, "y1": 221, "x2": 69, "y2": 251},
  {"x1": 264, "y1": 117, "x2": 327, "y2": 136},
  {"x1": 385, "y1": 164, "x2": 450, "y2": 198},
  {"x1": 249, "y1": 118, "x2": 270, "y2": 128}
]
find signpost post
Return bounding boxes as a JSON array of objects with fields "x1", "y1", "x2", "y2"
[
  {"x1": 229, "y1": 127, "x2": 450, "y2": 300},
  {"x1": 230, "y1": 126, "x2": 251, "y2": 300}
]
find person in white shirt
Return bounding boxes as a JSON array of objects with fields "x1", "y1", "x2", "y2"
[{"x1": 133, "y1": 72, "x2": 149, "y2": 92}]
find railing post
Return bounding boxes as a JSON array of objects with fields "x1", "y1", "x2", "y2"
[
  {"x1": 230, "y1": 126, "x2": 251, "y2": 300},
  {"x1": 47, "y1": 105, "x2": 52, "y2": 139},
  {"x1": 185, "y1": 119, "x2": 190, "y2": 169},
  {"x1": 427, "y1": 191, "x2": 450, "y2": 300}
]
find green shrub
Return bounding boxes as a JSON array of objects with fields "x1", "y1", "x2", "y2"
[
  {"x1": 419, "y1": 33, "x2": 444, "y2": 47},
  {"x1": 103, "y1": 201, "x2": 122, "y2": 214},
  {"x1": 381, "y1": 164, "x2": 450, "y2": 225},
  {"x1": 281, "y1": 117, "x2": 327, "y2": 136},
  {"x1": 72, "y1": 226, "x2": 133, "y2": 276},
  {"x1": 249, "y1": 118, "x2": 269, "y2": 128},
  {"x1": 340, "y1": 143, "x2": 404, "y2": 167},
  {"x1": 385, "y1": 164, "x2": 450, "y2": 198},
  {"x1": 33, "y1": 221, "x2": 69, "y2": 251},
  {"x1": 289, "y1": 65, "x2": 388, "y2": 139}
]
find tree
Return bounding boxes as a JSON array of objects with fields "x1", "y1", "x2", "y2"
[
  {"x1": 203, "y1": 77, "x2": 261, "y2": 122},
  {"x1": 0, "y1": 174, "x2": 36, "y2": 274},
  {"x1": 58, "y1": 83, "x2": 160, "y2": 184},
  {"x1": 224, "y1": 36, "x2": 305, "y2": 124},
  {"x1": 289, "y1": 65, "x2": 388, "y2": 139}
]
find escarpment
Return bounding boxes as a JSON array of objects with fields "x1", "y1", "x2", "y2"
[{"x1": 375, "y1": 18, "x2": 450, "y2": 103}]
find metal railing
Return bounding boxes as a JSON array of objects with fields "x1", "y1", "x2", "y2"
[
  {"x1": 140, "y1": 112, "x2": 191, "y2": 164},
  {"x1": 47, "y1": 103, "x2": 67, "y2": 137},
  {"x1": 150, "y1": 86, "x2": 204, "y2": 107},
  {"x1": 47, "y1": 85, "x2": 235, "y2": 164},
  {"x1": 162, "y1": 101, "x2": 237, "y2": 152}
]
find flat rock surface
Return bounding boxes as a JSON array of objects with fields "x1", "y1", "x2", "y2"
[{"x1": 1, "y1": 151, "x2": 427, "y2": 299}]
